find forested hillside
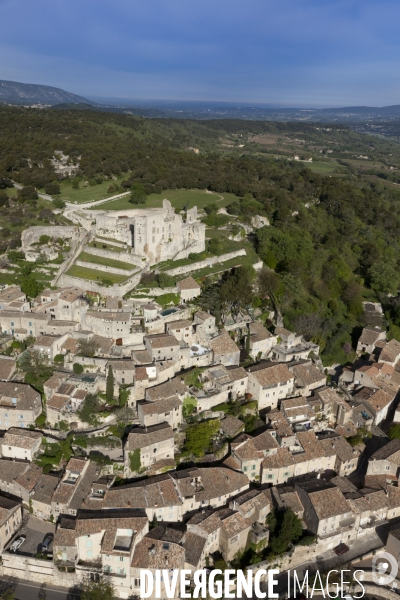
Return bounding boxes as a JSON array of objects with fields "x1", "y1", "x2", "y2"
[{"x1": 1, "y1": 105, "x2": 400, "y2": 364}]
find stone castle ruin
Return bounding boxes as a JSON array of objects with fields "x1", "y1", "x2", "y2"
[{"x1": 93, "y1": 199, "x2": 205, "y2": 265}]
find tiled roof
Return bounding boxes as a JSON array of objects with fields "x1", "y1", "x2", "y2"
[
  {"x1": 0, "y1": 358, "x2": 16, "y2": 381},
  {"x1": 146, "y1": 333, "x2": 180, "y2": 349},
  {"x1": 0, "y1": 286, "x2": 25, "y2": 302},
  {"x1": 167, "y1": 319, "x2": 193, "y2": 330},
  {"x1": 107, "y1": 360, "x2": 135, "y2": 371},
  {"x1": 297, "y1": 431, "x2": 326, "y2": 459},
  {"x1": 380, "y1": 339, "x2": 400, "y2": 363},
  {"x1": 247, "y1": 362, "x2": 293, "y2": 386},
  {"x1": 0, "y1": 381, "x2": 41, "y2": 410},
  {"x1": 210, "y1": 332, "x2": 240, "y2": 355},
  {"x1": 177, "y1": 276, "x2": 200, "y2": 291},
  {"x1": 33, "y1": 474, "x2": 61, "y2": 505},
  {"x1": 59, "y1": 288, "x2": 84, "y2": 303},
  {"x1": 183, "y1": 531, "x2": 206, "y2": 567},
  {"x1": 292, "y1": 363, "x2": 325, "y2": 387},
  {"x1": 370, "y1": 439, "x2": 400, "y2": 462},
  {"x1": 249, "y1": 322, "x2": 272, "y2": 343},
  {"x1": 319, "y1": 436, "x2": 360, "y2": 462},
  {"x1": 2, "y1": 428, "x2": 41, "y2": 450},
  {"x1": 226, "y1": 366, "x2": 248, "y2": 382},
  {"x1": 44, "y1": 372, "x2": 69, "y2": 390},
  {"x1": 308, "y1": 487, "x2": 350, "y2": 519},
  {"x1": 171, "y1": 467, "x2": 249, "y2": 503},
  {"x1": 370, "y1": 388, "x2": 395, "y2": 411},
  {"x1": 220, "y1": 416, "x2": 244, "y2": 438},
  {"x1": 34, "y1": 335, "x2": 61, "y2": 348},
  {"x1": 104, "y1": 474, "x2": 182, "y2": 510},
  {"x1": 0, "y1": 460, "x2": 27, "y2": 483},
  {"x1": 139, "y1": 396, "x2": 182, "y2": 415},
  {"x1": 86, "y1": 310, "x2": 131, "y2": 322},
  {"x1": 279, "y1": 491, "x2": 304, "y2": 515},
  {"x1": 146, "y1": 378, "x2": 188, "y2": 401},
  {"x1": 261, "y1": 448, "x2": 294, "y2": 469},
  {"x1": 54, "y1": 527, "x2": 76, "y2": 548},
  {"x1": 194, "y1": 311, "x2": 213, "y2": 322},
  {"x1": 131, "y1": 536, "x2": 185, "y2": 569},
  {"x1": 358, "y1": 327, "x2": 385, "y2": 346},
  {"x1": 126, "y1": 423, "x2": 174, "y2": 451},
  {"x1": 47, "y1": 394, "x2": 68, "y2": 411},
  {"x1": 61, "y1": 337, "x2": 80, "y2": 353},
  {"x1": 14, "y1": 463, "x2": 42, "y2": 492}
]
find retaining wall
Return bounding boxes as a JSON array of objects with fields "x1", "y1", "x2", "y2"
[
  {"x1": 75, "y1": 259, "x2": 137, "y2": 277},
  {"x1": 164, "y1": 249, "x2": 246, "y2": 276},
  {"x1": 57, "y1": 271, "x2": 142, "y2": 296},
  {"x1": 84, "y1": 246, "x2": 146, "y2": 268}
]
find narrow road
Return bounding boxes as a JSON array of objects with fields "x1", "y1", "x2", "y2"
[
  {"x1": 65, "y1": 190, "x2": 130, "y2": 209},
  {"x1": 52, "y1": 229, "x2": 90, "y2": 286},
  {"x1": 12, "y1": 182, "x2": 54, "y2": 202},
  {"x1": 0, "y1": 578, "x2": 76, "y2": 600}
]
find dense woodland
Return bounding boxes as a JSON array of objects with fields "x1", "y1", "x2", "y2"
[{"x1": 1, "y1": 106, "x2": 400, "y2": 364}]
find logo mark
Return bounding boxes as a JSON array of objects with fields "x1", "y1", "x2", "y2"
[{"x1": 372, "y1": 552, "x2": 399, "y2": 586}]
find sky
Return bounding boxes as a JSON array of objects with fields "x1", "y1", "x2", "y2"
[{"x1": 0, "y1": 0, "x2": 399, "y2": 107}]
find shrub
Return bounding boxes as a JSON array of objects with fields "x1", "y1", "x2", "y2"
[
  {"x1": 54, "y1": 354, "x2": 64, "y2": 364},
  {"x1": 129, "y1": 449, "x2": 141, "y2": 472}
]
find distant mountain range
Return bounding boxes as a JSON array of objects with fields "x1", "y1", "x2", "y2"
[
  {"x1": 0, "y1": 79, "x2": 92, "y2": 105},
  {"x1": 1, "y1": 78, "x2": 400, "y2": 124}
]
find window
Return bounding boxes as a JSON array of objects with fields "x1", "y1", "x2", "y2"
[
  {"x1": 86, "y1": 540, "x2": 92, "y2": 548},
  {"x1": 87, "y1": 550, "x2": 93, "y2": 559}
]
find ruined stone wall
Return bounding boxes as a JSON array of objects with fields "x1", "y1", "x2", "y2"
[
  {"x1": 57, "y1": 271, "x2": 142, "y2": 296},
  {"x1": 21, "y1": 225, "x2": 79, "y2": 250}
]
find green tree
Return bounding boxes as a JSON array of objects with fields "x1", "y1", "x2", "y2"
[
  {"x1": 80, "y1": 578, "x2": 115, "y2": 600},
  {"x1": 184, "y1": 419, "x2": 220, "y2": 457},
  {"x1": 73, "y1": 363, "x2": 84, "y2": 374},
  {"x1": 129, "y1": 449, "x2": 141, "y2": 472},
  {"x1": 246, "y1": 329, "x2": 251, "y2": 357},
  {"x1": 389, "y1": 424, "x2": 400, "y2": 440},
  {"x1": 106, "y1": 366, "x2": 114, "y2": 404},
  {"x1": 369, "y1": 262, "x2": 399, "y2": 295},
  {"x1": 258, "y1": 267, "x2": 280, "y2": 298},
  {"x1": 267, "y1": 508, "x2": 303, "y2": 555},
  {"x1": 44, "y1": 182, "x2": 60, "y2": 195},
  {"x1": 78, "y1": 338, "x2": 98, "y2": 357},
  {"x1": 207, "y1": 237, "x2": 222, "y2": 255},
  {"x1": 21, "y1": 276, "x2": 44, "y2": 299},
  {"x1": 129, "y1": 182, "x2": 147, "y2": 205}
]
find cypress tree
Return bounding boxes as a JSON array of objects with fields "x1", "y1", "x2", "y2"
[{"x1": 106, "y1": 366, "x2": 114, "y2": 404}]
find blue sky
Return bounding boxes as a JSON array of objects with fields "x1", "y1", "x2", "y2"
[{"x1": 0, "y1": 0, "x2": 399, "y2": 106}]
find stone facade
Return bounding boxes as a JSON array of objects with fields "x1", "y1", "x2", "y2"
[{"x1": 93, "y1": 200, "x2": 205, "y2": 266}]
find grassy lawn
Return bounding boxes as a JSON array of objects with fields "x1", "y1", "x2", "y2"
[
  {"x1": 307, "y1": 161, "x2": 337, "y2": 174},
  {"x1": 59, "y1": 178, "x2": 127, "y2": 204},
  {"x1": 87, "y1": 240, "x2": 126, "y2": 253},
  {"x1": 189, "y1": 255, "x2": 258, "y2": 279},
  {"x1": 94, "y1": 188, "x2": 241, "y2": 212},
  {"x1": 77, "y1": 252, "x2": 134, "y2": 271},
  {"x1": 156, "y1": 236, "x2": 259, "y2": 273},
  {"x1": 66, "y1": 264, "x2": 129, "y2": 283}
]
